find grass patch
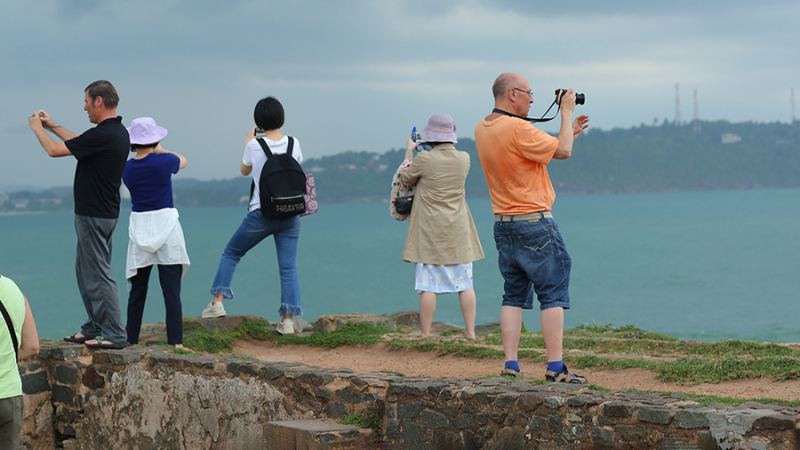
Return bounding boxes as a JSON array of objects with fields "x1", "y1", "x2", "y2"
[
  {"x1": 180, "y1": 317, "x2": 800, "y2": 389},
  {"x1": 341, "y1": 412, "x2": 383, "y2": 435}
]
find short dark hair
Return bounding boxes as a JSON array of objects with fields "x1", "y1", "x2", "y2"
[
  {"x1": 253, "y1": 96, "x2": 285, "y2": 130},
  {"x1": 130, "y1": 142, "x2": 158, "y2": 152},
  {"x1": 85, "y1": 80, "x2": 120, "y2": 109}
]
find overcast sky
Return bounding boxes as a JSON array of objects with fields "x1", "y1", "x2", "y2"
[{"x1": 2, "y1": 0, "x2": 798, "y2": 189}]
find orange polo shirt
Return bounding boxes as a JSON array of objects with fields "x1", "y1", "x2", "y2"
[{"x1": 474, "y1": 115, "x2": 559, "y2": 215}]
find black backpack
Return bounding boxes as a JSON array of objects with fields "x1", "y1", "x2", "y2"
[{"x1": 252, "y1": 136, "x2": 307, "y2": 219}]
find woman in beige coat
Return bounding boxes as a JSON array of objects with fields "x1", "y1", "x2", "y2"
[{"x1": 401, "y1": 114, "x2": 484, "y2": 338}]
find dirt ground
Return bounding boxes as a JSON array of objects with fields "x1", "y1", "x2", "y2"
[{"x1": 232, "y1": 339, "x2": 800, "y2": 403}]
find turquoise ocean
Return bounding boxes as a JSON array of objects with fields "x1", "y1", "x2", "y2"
[{"x1": 1, "y1": 188, "x2": 799, "y2": 343}]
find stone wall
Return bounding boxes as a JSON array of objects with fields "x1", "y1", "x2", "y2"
[{"x1": 18, "y1": 342, "x2": 800, "y2": 449}]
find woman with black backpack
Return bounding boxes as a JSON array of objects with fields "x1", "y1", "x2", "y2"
[{"x1": 202, "y1": 97, "x2": 304, "y2": 335}]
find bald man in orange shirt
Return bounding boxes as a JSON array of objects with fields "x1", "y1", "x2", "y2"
[{"x1": 475, "y1": 72, "x2": 589, "y2": 383}]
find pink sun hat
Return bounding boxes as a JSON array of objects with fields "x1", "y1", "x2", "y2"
[
  {"x1": 420, "y1": 113, "x2": 458, "y2": 143},
  {"x1": 127, "y1": 117, "x2": 168, "y2": 145}
]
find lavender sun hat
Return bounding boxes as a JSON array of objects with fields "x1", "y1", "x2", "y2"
[
  {"x1": 420, "y1": 113, "x2": 458, "y2": 143},
  {"x1": 127, "y1": 117, "x2": 168, "y2": 145}
]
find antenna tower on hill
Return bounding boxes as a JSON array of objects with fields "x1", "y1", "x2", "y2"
[
  {"x1": 693, "y1": 88, "x2": 701, "y2": 134},
  {"x1": 792, "y1": 88, "x2": 796, "y2": 123},
  {"x1": 674, "y1": 83, "x2": 681, "y2": 124}
]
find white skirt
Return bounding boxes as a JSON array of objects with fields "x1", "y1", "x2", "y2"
[{"x1": 414, "y1": 262, "x2": 473, "y2": 294}]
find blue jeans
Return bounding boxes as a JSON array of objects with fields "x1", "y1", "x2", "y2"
[
  {"x1": 493, "y1": 218, "x2": 571, "y2": 311},
  {"x1": 211, "y1": 210, "x2": 302, "y2": 317}
]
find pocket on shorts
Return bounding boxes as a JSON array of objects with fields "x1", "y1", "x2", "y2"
[{"x1": 517, "y1": 226, "x2": 553, "y2": 262}]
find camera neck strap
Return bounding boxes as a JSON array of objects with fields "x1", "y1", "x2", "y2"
[{"x1": 492, "y1": 98, "x2": 560, "y2": 123}]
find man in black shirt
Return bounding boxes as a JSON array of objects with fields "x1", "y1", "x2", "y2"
[{"x1": 29, "y1": 80, "x2": 130, "y2": 349}]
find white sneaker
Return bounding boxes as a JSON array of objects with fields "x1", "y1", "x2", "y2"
[
  {"x1": 276, "y1": 319, "x2": 295, "y2": 335},
  {"x1": 201, "y1": 300, "x2": 226, "y2": 318}
]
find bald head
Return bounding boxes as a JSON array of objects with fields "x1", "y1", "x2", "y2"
[
  {"x1": 491, "y1": 72, "x2": 532, "y2": 116},
  {"x1": 492, "y1": 73, "x2": 526, "y2": 100}
]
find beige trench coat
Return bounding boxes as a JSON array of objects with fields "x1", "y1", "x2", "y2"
[{"x1": 401, "y1": 144, "x2": 485, "y2": 265}]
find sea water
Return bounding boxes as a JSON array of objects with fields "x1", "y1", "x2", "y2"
[{"x1": 1, "y1": 188, "x2": 798, "y2": 343}]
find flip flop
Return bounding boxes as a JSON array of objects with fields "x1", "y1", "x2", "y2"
[
  {"x1": 64, "y1": 333, "x2": 89, "y2": 343},
  {"x1": 84, "y1": 338, "x2": 128, "y2": 349}
]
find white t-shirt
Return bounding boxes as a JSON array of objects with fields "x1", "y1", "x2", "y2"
[{"x1": 242, "y1": 136, "x2": 304, "y2": 211}]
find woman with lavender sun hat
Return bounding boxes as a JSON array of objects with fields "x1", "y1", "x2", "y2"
[
  {"x1": 401, "y1": 113, "x2": 484, "y2": 338},
  {"x1": 122, "y1": 117, "x2": 190, "y2": 351}
]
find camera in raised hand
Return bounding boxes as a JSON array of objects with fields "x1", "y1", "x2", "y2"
[{"x1": 555, "y1": 89, "x2": 585, "y2": 105}]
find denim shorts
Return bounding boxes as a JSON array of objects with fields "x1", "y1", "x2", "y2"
[{"x1": 493, "y1": 218, "x2": 571, "y2": 311}]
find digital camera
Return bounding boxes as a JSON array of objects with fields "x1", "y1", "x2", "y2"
[{"x1": 555, "y1": 89, "x2": 585, "y2": 105}]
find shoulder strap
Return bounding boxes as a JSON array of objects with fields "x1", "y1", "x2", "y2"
[
  {"x1": 256, "y1": 137, "x2": 274, "y2": 158},
  {"x1": 0, "y1": 281, "x2": 19, "y2": 361},
  {"x1": 258, "y1": 136, "x2": 295, "y2": 158}
]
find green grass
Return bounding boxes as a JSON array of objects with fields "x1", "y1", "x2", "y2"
[
  {"x1": 341, "y1": 412, "x2": 383, "y2": 435},
  {"x1": 179, "y1": 317, "x2": 800, "y2": 396}
]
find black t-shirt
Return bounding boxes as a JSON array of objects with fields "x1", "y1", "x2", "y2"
[{"x1": 65, "y1": 116, "x2": 130, "y2": 219}]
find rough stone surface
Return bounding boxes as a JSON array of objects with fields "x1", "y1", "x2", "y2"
[
  {"x1": 16, "y1": 326, "x2": 800, "y2": 450},
  {"x1": 314, "y1": 313, "x2": 397, "y2": 334},
  {"x1": 637, "y1": 405, "x2": 675, "y2": 424},
  {"x1": 675, "y1": 408, "x2": 714, "y2": 429},
  {"x1": 21, "y1": 371, "x2": 50, "y2": 395}
]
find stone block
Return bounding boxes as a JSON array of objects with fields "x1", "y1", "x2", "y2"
[
  {"x1": 313, "y1": 313, "x2": 396, "y2": 334},
  {"x1": 548, "y1": 414, "x2": 564, "y2": 434},
  {"x1": 21, "y1": 371, "x2": 50, "y2": 395},
  {"x1": 263, "y1": 419, "x2": 367, "y2": 450},
  {"x1": 495, "y1": 393, "x2": 518, "y2": 408},
  {"x1": 387, "y1": 382, "x2": 427, "y2": 397},
  {"x1": 489, "y1": 412, "x2": 507, "y2": 423},
  {"x1": 675, "y1": 408, "x2": 713, "y2": 429},
  {"x1": 452, "y1": 413, "x2": 472, "y2": 429},
  {"x1": 398, "y1": 402, "x2": 421, "y2": 419},
  {"x1": 544, "y1": 396, "x2": 566, "y2": 409},
  {"x1": 567, "y1": 396, "x2": 588, "y2": 407},
  {"x1": 438, "y1": 405, "x2": 460, "y2": 417},
  {"x1": 51, "y1": 385, "x2": 75, "y2": 406},
  {"x1": 604, "y1": 401, "x2": 637, "y2": 418},
  {"x1": 474, "y1": 322, "x2": 500, "y2": 335},
  {"x1": 315, "y1": 388, "x2": 333, "y2": 400},
  {"x1": 388, "y1": 310, "x2": 420, "y2": 327},
  {"x1": 55, "y1": 365, "x2": 78, "y2": 385},
  {"x1": 81, "y1": 366, "x2": 105, "y2": 389},
  {"x1": 421, "y1": 410, "x2": 448, "y2": 429},
  {"x1": 517, "y1": 392, "x2": 544, "y2": 411},
  {"x1": 402, "y1": 421, "x2": 424, "y2": 448},
  {"x1": 322, "y1": 401, "x2": 348, "y2": 418},
  {"x1": 106, "y1": 350, "x2": 143, "y2": 365},
  {"x1": 695, "y1": 430, "x2": 717, "y2": 450},
  {"x1": 472, "y1": 390, "x2": 498, "y2": 405},
  {"x1": 490, "y1": 426, "x2": 525, "y2": 450},
  {"x1": 591, "y1": 427, "x2": 616, "y2": 447},
  {"x1": 434, "y1": 429, "x2": 462, "y2": 449},
  {"x1": 385, "y1": 419, "x2": 401, "y2": 439},
  {"x1": 597, "y1": 415, "x2": 616, "y2": 426},
  {"x1": 752, "y1": 413, "x2": 798, "y2": 430},
  {"x1": 637, "y1": 405, "x2": 675, "y2": 425},
  {"x1": 40, "y1": 345, "x2": 83, "y2": 361},
  {"x1": 616, "y1": 424, "x2": 646, "y2": 442}
]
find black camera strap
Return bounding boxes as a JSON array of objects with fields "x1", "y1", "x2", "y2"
[{"x1": 492, "y1": 98, "x2": 560, "y2": 123}]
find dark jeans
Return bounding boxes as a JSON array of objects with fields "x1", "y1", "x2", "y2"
[{"x1": 126, "y1": 264, "x2": 183, "y2": 345}]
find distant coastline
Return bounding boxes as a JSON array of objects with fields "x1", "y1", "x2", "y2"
[{"x1": 2, "y1": 119, "x2": 798, "y2": 214}]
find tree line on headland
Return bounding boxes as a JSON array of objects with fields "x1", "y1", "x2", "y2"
[{"x1": 3, "y1": 120, "x2": 798, "y2": 212}]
